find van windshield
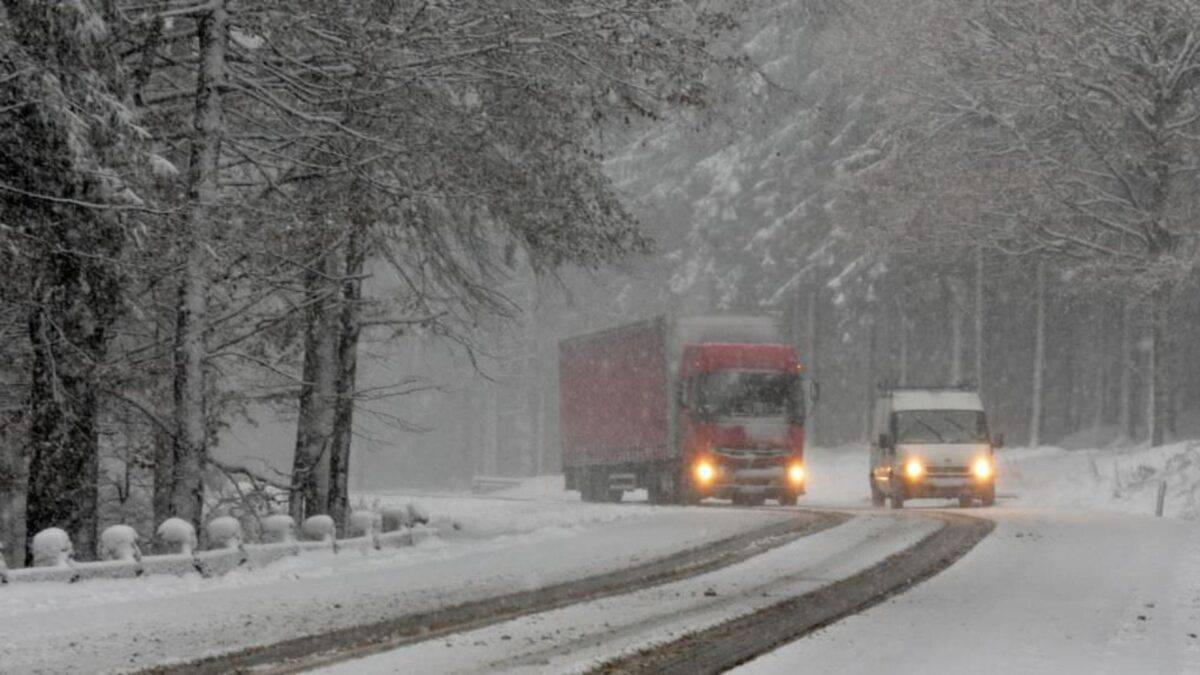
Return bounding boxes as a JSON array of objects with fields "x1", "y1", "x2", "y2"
[{"x1": 893, "y1": 410, "x2": 988, "y2": 444}]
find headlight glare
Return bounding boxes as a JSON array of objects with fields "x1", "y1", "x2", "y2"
[
  {"x1": 973, "y1": 456, "x2": 994, "y2": 480},
  {"x1": 904, "y1": 458, "x2": 925, "y2": 480},
  {"x1": 788, "y1": 463, "x2": 805, "y2": 484}
]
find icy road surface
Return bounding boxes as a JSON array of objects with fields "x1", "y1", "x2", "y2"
[
  {"x1": 315, "y1": 512, "x2": 940, "y2": 674},
  {"x1": 0, "y1": 491, "x2": 789, "y2": 674},
  {"x1": 736, "y1": 508, "x2": 1200, "y2": 675}
]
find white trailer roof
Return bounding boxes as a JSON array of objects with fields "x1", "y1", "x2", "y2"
[{"x1": 890, "y1": 390, "x2": 983, "y2": 412}]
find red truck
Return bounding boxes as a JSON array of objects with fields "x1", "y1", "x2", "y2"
[{"x1": 559, "y1": 315, "x2": 809, "y2": 505}]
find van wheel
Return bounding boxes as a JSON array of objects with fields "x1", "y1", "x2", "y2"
[
  {"x1": 890, "y1": 494, "x2": 905, "y2": 509},
  {"x1": 870, "y1": 480, "x2": 885, "y2": 507},
  {"x1": 981, "y1": 483, "x2": 996, "y2": 507}
]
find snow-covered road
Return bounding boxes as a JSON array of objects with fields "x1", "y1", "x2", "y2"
[
  {"x1": 736, "y1": 508, "x2": 1200, "y2": 675},
  {"x1": 315, "y1": 512, "x2": 940, "y2": 674}
]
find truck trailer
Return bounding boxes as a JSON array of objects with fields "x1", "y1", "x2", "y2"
[{"x1": 559, "y1": 315, "x2": 809, "y2": 505}]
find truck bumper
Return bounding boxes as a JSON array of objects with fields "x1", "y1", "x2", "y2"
[{"x1": 706, "y1": 465, "x2": 805, "y2": 498}]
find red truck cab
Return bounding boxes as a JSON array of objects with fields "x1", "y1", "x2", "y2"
[{"x1": 679, "y1": 343, "x2": 807, "y2": 505}]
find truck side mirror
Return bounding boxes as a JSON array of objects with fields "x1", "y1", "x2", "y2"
[
  {"x1": 878, "y1": 433, "x2": 891, "y2": 450},
  {"x1": 994, "y1": 433, "x2": 1005, "y2": 449},
  {"x1": 811, "y1": 380, "x2": 821, "y2": 404}
]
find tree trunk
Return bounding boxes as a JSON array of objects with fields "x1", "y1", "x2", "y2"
[
  {"x1": 328, "y1": 220, "x2": 367, "y2": 534},
  {"x1": 1029, "y1": 258, "x2": 1046, "y2": 449},
  {"x1": 805, "y1": 282, "x2": 820, "y2": 447},
  {"x1": 974, "y1": 247, "x2": 985, "y2": 391},
  {"x1": 942, "y1": 274, "x2": 964, "y2": 384},
  {"x1": 172, "y1": 0, "x2": 228, "y2": 528},
  {"x1": 1148, "y1": 284, "x2": 1170, "y2": 447},
  {"x1": 1118, "y1": 298, "x2": 1134, "y2": 439},
  {"x1": 290, "y1": 244, "x2": 339, "y2": 522},
  {"x1": 25, "y1": 248, "x2": 117, "y2": 562},
  {"x1": 0, "y1": 410, "x2": 27, "y2": 568}
]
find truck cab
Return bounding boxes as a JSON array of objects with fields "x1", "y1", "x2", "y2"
[
  {"x1": 678, "y1": 342, "x2": 808, "y2": 506},
  {"x1": 869, "y1": 387, "x2": 1001, "y2": 508}
]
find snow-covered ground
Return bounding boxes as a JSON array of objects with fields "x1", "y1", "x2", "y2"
[
  {"x1": 735, "y1": 508, "x2": 1200, "y2": 675},
  {"x1": 0, "y1": 487, "x2": 788, "y2": 674}
]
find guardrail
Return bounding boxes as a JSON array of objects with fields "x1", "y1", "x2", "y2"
[
  {"x1": 0, "y1": 526, "x2": 434, "y2": 586},
  {"x1": 471, "y1": 476, "x2": 523, "y2": 494}
]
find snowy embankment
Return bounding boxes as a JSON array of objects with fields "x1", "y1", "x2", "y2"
[
  {"x1": 0, "y1": 482, "x2": 789, "y2": 674},
  {"x1": 803, "y1": 439, "x2": 1200, "y2": 518}
]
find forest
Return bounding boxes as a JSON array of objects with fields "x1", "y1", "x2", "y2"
[{"x1": 2, "y1": 0, "x2": 1199, "y2": 567}]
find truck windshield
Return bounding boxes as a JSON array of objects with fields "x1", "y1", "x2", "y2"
[
  {"x1": 893, "y1": 410, "x2": 988, "y2": 444},
  {"x1": 698, "y1": 370, "x2": 802, "y2": 420}
]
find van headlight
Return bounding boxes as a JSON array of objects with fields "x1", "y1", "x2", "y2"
[
  {"x1": 904, "y1": 458, "x2": 925, "y2": 480},
  {"x1": 972, "y1": 456, "x2": 994, "y2": 480}
]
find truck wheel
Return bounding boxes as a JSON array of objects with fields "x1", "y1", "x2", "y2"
[
  {"x1": 958, "y1": 495, "x2": 973, "y2": 508},
  {"x1": 890, "y1": 494, "x2": 905, "y2": 509},
  {"x1": 745, "y1": 493, "x2": 765, "y2": 507},
  {"x1": 777, "y1": 490, "x2": 799, "y2": 507},
  {"x1": 607, "y1": 489, "x2": 624, "y2": 503},
  {"x1": 675, "y1": 468, "x2": 701, "y2": 506},
  {"x1": 648, "y1": 469, "x2": 677, "y2": 505},
  {"x1": 870, "y1": 479, "x2": 885, "y2": 507},
  {"x1": 580, "y1": 471, "x2": 601, "y2": 502}
]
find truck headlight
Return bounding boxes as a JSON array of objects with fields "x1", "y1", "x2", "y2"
[
  {"x1": 904, "y1": 458, "x2": 925, "y2": 480},
  {"x1": 972, "y1": 456, "x2": 994, "y2": 480},
  {"x1": 788, "y1": 463, "x2": 805, "y2": 484},
  {"x1": 695, "y1": 461, "x2": 716, "y2": 484}
]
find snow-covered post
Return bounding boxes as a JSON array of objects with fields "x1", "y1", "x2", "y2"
[
  {"x1": 302, "y1": 515, "x2": 337, "y2": 552},
  {"x1": 206, "y1": 516, "x2": 242, "y2": 550},
  {"x1": 348, "y1": 510, "x2": 382, "y2": 549},
  {"x1": 99, "y1": 525, "x2": 142, "y2": 562},
  {"x1": 31, "y1": 528, "x2": 73, "y2": 568},
  {"x1": 1155, "y1": 480, "x2": 1167, "y2": 517},
  {"x1": 261, "y1": 514, "x2": 297, "y2": 544},
  {"x1": 157, "y1": 518, "x2": 198, "y2": 556}
]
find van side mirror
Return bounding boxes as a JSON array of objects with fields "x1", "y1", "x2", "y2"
[{"x1": 993, "y1": 433, "x2": 1005, "y2": 449}]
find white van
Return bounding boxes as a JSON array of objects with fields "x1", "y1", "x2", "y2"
[{"x1": 869, "y1": 387, "x2": 1001, "y2": 508}]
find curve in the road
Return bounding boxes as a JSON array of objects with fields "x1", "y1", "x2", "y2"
[{"x1": 590, "y1": 511, "x2": 994, "y2": 675}]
